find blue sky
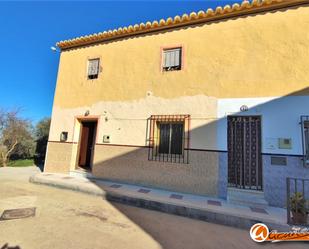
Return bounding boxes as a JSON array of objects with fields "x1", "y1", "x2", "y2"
[{"x1": 0, "y1": 0, "x2": 242, "y2": 123}]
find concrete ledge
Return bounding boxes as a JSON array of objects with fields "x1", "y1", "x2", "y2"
[
  {"x1": 106, "y1": 193, "x2": 289, "y2": 231},
  {"x1": 29, "y1": 173, "x2": 291, "y2": 231},
  {"x1": 29, "y1": 174, "x2": 105, "y2": 196}
]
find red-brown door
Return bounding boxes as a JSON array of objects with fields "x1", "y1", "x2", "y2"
[{"x1": 78, "y1": 121, "x2": 97, "y2": 170}]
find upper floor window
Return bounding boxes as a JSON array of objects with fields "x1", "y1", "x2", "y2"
[
  {"x1": 162, "y1": 47, "x2": 182, "y2": 72},
  {"x1": 87, "y1": 58, "x2": 100, "y2": 79}
]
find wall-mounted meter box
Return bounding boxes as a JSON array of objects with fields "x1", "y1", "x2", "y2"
[
  {"x1": 103, "y1": 135, "x2": 110, "y2": 143},
  {"x1": 60, "y1": 131, "x2": 68, "y2": 142},
  {"x1": 278, "y1": 138, "x2": 292, "y2": 149}
]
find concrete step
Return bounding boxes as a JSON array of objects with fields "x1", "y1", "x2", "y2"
[
  {"x1": 69, "y1": 170, "x2": 94, "y2": 179},
  {"x1": 227, "y1": 188, "x2": 268, "y2": 208},
  {"x1": 29, "y1": 173, "x2": 290, "y2": 232}
]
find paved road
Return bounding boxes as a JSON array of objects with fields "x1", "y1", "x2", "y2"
[{"x1": 0, "y1": 167, "x2": 308, "y2": 249}]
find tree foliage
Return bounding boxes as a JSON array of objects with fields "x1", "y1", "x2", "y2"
[
  {"x1": 0, "y1": 109, "x2": 35, "y2": 166},
  {"x1": 34, "y1": 117, "x2": 50, "y2": 165}
]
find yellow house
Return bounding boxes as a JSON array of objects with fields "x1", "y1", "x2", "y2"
[{"x1": 45, "y1": 0, "x2": 309, "y2": 208}]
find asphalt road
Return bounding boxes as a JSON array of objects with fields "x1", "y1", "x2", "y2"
[{"x1": 0, "y1": 166, "x2": 308, "y2": 249}]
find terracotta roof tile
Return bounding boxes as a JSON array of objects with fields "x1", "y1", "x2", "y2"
[{"x1": 56, "y1": 0, "x2": 308, "y2": 50}]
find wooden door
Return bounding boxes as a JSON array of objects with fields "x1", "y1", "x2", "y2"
[{"x1": 78, "y1": 121, "x2": 97, "y2": 170}]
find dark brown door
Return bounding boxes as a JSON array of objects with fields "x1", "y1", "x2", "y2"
[
  {"x1": 227, "y1": 116, "x2": 262, "y2": 190},
  {"x1": 78, "y1": 121, "x2": 97, "y2": 170}
]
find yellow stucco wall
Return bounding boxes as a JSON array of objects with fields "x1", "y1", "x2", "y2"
[
  {"x1": 53, "y1": 5, "x2": 309, "y2": 109},
  {"x1": 45, "y1": 5, "x2": 309, "y2": 196}
]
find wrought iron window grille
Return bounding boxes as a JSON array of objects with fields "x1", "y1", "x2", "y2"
[{"x1": 147, "y1": 115, "x2": 190, "y2": 164}]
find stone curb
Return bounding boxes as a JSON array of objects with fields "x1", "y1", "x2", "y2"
[
  {"x1": 29, "y1": 175, "x2": 105, "y2": 196},
  {"x1": 29, "y1": 174, "x2": 291, "y2": 231}
]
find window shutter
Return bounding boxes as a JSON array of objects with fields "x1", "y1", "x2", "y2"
[
  {"x1": 163, "y1": 48, "x2": 181, "y2": 68},
  {"x1": 171, "y1": 123, "x2": 183, "y2": 155},
  {"x1": 88, "y1": 59, "x2": 99, "y2": 76},
  {"x1": 172, "y1": 48, "x2": 181, "y2": 67},
  {"x1": 148, "y1": 115, "x2": 189, "y2": 164},
  {"x1": 159, "y1": 124, "x2": 170, "y2": 154},
  {"x1": 164, "y1": 50, "x2": 171, "y2": 67}
]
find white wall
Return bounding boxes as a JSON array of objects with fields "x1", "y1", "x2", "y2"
[
  {"x1": 217, "y1": 96, "x2": 309, "y2": 155},
  {"x1": 49, "y1": 95, "x2": 218, "y2": 150}
]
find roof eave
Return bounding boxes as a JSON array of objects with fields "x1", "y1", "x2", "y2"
[{"x1": 56, "y1": 0, "x2": 309, "y2": 51}]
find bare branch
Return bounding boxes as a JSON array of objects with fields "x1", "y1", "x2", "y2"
[{"x1": 5, "y1": 139, "x2": 18, "y2": 158}]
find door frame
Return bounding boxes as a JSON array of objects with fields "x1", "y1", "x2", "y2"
[
  {"x1": 227, "y1": 115, "x2": 263, "y2": 191},
  {"x1": 74, "y1": 116, "x2": 99, "y2": 171}
]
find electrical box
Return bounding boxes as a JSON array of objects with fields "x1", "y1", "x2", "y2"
[
  {"x1": 271, "y1": 156, "x2": 287, "y2": 166},
  {"x1": 60, "y1": 132, "x2": 68, "y2": 142},
  {"x1": 103, "y1": 135, "x2": 110, "y2": 143},
  {"x1": 278, "y1": 138, "x2": 292, "y2": 149}
]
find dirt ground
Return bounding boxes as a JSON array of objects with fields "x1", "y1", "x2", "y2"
[{"x1": 0, "y1": 167, "x2": 308, "y2": 249}]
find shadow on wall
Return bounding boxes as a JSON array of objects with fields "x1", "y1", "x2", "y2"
[
  {"x1": 89, "y1": 86, "x2": 309, "y2": 206},
  {"x1": 72, "y1": 87, "x2": 309, "y2": 248},
  {"x1": 69, "y1": 3, "x2": 309, "y2": 204},
  {"x1": 51, "y1": 5, "x2": 309, "y2": 247}
]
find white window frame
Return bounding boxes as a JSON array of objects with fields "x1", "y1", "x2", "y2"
[{"x1": 162, "y1": 47, "x2": 182, "y2": 72}]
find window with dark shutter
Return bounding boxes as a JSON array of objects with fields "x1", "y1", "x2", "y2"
[
  {"x1": 171, "y1": 123, "x2": 183, "y2": 155},
  {"x1": 159, "y1": 123, "x2": 170, "y2": 154},
  {"x1": 158, "y1": 123, "x2": 183, "y2": 155},
  {"x1": 88, "y1": 58, "x2": 100, "y2": 79},
  {"x1": 148, "y1": 115, "x2": 190, "y2": 164},
  {"x1": 162, "y1": 48, "x2": 182, "y2": 71}
]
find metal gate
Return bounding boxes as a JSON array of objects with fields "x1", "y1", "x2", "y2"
[
  {"x1": 227, "y1": 116, "x2": 262, "y2": 190},
  {"x1": 287, "y1": 177, "x2": 309, "y2": 225}
]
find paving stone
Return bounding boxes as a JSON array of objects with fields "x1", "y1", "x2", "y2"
[
  {"x1": 138, "y1": 188, "x2": 151, "y2": 194},
  {"x1": 250, "y1": 207, "x2": 268, "y2": 214},
  {"x1": 110, "y1": 184, "x2": 122, "y2": 188},
  {"x1": 170, "y1": 194, "x2": 183, "y2": 200},
  {"x1": 207, "y1": 200, "x2": 222, "y2": 206}
]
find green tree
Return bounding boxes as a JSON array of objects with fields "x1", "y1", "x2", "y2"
[
  {"x1": 0, "y1": 109, "x2": 35, "y2": 167},
  {"x1": 34, "y1": 117, "x2": 50, "y2": 166}
]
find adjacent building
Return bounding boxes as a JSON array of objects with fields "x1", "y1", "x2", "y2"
[{"x1": 45, "y1": 0, "x2": 309, "y2": 207}]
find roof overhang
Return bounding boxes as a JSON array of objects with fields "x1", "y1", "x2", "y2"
[{"x1": 56, "y1": 0, "x2": 309, "y2": 50}]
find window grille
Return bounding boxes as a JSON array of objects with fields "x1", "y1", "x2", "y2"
[
  {"x1": 300, "y1": 116, "x2": 309, "y2": 168},
  {"x1": 88, "y1": 58, "x2": 100, "y2": 79},
  {"x1": 148, "y1": 115, "x2": 190, "y2": 164},
  {"x1": 162, "y1": 48, "x2": 182, "y2": 71}
]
